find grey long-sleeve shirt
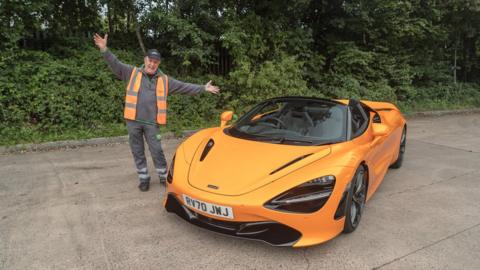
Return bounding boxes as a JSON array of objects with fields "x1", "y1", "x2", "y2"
[{"x1": 102, "y1": 49, "x2": 205, "y2": 124}]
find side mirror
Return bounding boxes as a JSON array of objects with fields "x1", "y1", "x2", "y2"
[
  {"x1": 220, "y1": 111, "x2": 234, "y2": 127},
  {"x1": 372, "y1": 123, "x2": 389, "y2": 137}
]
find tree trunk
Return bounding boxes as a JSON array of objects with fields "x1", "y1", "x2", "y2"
[
  {"x1": 462, "y1": 35, "x2": 467, "y2": 82},
  {"x1": 454, "y1": 43, "x2": 457, "y2": 84},
  {"x1": 107, "y1": 3, "x2": 113, "y2": 34},
  {"x1": 127, "y1": 11, "x2": 131, "y2": 32},
  {"x1": 135, "y1": 21, "x2": 146, "y2": 53}
]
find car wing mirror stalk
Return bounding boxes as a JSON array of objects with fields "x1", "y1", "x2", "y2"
[{"x1": 220, "y1": 111, "x2": 234, "y2": 127}]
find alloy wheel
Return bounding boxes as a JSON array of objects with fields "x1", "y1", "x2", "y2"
[{"x1": 350, "y1": 168, "x2": 366, "y2": 227}]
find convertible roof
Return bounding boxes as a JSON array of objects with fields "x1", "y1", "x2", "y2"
[
  {"x1": 263, "y1": 96, "x2": 399, "y2": 112},
  {"x1": 263, "y1": 96, "x2": 347, "y2": 106}
]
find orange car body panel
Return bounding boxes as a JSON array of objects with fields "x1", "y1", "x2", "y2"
[{"x1": 164, "y1": 100, "x2": 406, "y2": 247}]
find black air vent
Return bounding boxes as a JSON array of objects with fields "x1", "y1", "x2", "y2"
[
  {"x1": 269, "y1": 153, "x2": 313, "y2": 175},
  {"x1": 200, "y1": 139, "x2": 215, "y2": 161}
]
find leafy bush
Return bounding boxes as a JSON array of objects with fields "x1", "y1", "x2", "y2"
[
  {"x1": 222, "y1": 54, "x2": 310, "y2": 112},
  {"x1": 1, "y1": 44, "x2": 479, "y2": 146}
]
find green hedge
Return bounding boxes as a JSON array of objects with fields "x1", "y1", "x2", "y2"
[{"x1": 1, "y1": 46, "x2": 479, "y2": 146}]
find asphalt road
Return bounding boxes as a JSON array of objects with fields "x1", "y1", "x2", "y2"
[{"x1": 1, "y1": 113, "x2": 479, "y2": 270}]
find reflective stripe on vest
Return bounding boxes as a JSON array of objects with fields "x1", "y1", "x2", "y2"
[
  {"x1": 123, "y1": 67, "x2": 141, "y2": 121},
  {"x1": 156, "y1": 74, "x2": 169, "y2": 125},
  {"x1": 123, "y1": 68, "x2": 169, "y2": 125}
]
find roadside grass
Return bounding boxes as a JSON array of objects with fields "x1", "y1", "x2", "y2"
[
  {"x1": 0, "y1": 123, "x2": 127, "y2": 146},
  {"x1": 398, "y1": 100, "x2": 480, "y2": 115},
  {"x1": 0, "y1": 119, "x2": 220, "y2": 146}
]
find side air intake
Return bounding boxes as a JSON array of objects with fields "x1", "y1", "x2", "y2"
[{"x1": 200, "y1": 139, "x2": 215, "y2": 161}]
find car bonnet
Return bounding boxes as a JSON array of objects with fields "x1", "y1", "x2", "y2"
[{"x1": 186, "y1": 130, "x2": 331, "y2": 196}]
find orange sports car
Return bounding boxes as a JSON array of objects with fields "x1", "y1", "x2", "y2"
[{"x1": 164, "y1": 97, "x2": 406, "y2": 247}]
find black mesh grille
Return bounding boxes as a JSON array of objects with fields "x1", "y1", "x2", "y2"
[{"x1": 165, "y1": 194, "x2": 302, "y2": 246}]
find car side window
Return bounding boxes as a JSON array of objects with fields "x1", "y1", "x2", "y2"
[
  {"x1": 350, "y1": 103, "x2": 368, "y2": 138},
  {"x1": 361, "y1": 104, "x2": 372, "y2": 123},
  {"x1": 372, "y1": 112, "x2": 381, "y2": 123}
]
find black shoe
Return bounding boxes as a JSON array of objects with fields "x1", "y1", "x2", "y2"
[{"x1": 138, "y1": 182, "x2": 150, "y2": 192}]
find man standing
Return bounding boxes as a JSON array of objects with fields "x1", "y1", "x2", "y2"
[{"x1": 93, "y1": 33, "x2": 220, "y2": 192}]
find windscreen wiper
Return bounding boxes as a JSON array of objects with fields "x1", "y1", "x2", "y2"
[
  {"x1": 247, "y1": 134, "x2": 313, "y2": 144},
  {"x1": 271, "y1": 137, "x2": 313, "y2": 144}
]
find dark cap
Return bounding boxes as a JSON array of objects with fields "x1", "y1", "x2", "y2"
[{"x1": 145, "y1": 49, "x2": 161, "y2": 60}]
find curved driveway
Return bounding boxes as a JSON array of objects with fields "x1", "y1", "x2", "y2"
[{"x1": 1, "y1": 113, "x2": 479, "y2": 269}]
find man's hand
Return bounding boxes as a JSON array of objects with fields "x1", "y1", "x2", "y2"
[
  {"x1": 205, "y1": 80, "x2": 220, "y2": 94},
  {"x1": 93, "y1": 33, "x2": 108, "y2": 51}
]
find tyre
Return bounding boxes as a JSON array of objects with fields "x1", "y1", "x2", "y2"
[
  {"x1": 390, "y1": 126, "x2": 407, "y2": 169},
  {"x1": 343, "y1": 165, "x2": 367, "y2": 233}
]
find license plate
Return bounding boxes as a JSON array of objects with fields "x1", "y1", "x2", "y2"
[{"x1": 182, "y1": 194, "x2": 234, "y2": 219}]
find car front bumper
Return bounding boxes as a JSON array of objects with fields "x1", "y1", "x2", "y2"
[
  {"x1": 163, "y1": 152, "x2": 358, "y2": 247},
  {"x1": 165, "y1": 193, "x2": 302, "y2": 246}
]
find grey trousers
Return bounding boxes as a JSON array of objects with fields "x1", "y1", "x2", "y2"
[{"x1": 126, "y1": 120, "x2": 167, "y2": 183}]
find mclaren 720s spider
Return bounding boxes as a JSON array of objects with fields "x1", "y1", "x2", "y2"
[{"x1": 164, "y1": 97, "x2": 407, "y2": 247}]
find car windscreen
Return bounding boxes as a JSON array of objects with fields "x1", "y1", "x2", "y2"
[{"x1": 226, "y1": 99, "x2": 347, "y2": 146}]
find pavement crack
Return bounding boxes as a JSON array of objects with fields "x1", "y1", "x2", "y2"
[
  {"x1": 91, "y1": 189, "x2": 112, "y2": 270},
  {"x1": 100, "y1": 231, "x2": 112, "y2": 270},
  {"x1": 371, "y1": 221, "x2": 480, "y2": 270},
  {"x1": 46, "y1": 157, "x2": 67, "y2": 196},
  {"x1": 302, "y1": 248, "x2": 311, "y2": 270},
  {"x1": 91, "y1": 195, "x2": 112, "y2": 270},
  {"x1": 384, "y1": 170, "x2": 479, "y2": 197},
  {"x1": 1, "y1": 239, "x2": 9, "y2": 269},
  {"x1": 410, "y1": 139, "x2": 480, "y2": 154}
]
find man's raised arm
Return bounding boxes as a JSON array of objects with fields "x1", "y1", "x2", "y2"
[
  {"x1": 93, "y1": 33, "x2": 133, "y2": 82},
  {"x1": 169, "y1": 78, "x2": 220, "y2": 95}
]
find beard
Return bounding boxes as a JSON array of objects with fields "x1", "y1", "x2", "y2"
[{"x1": 145, "y1": 66, "x2": 157, "y2": 75}]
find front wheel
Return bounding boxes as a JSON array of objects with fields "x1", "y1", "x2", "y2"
[
  {"x1": 343, "y1": 165, "x2": 367, "y2": 233},
  {"x1": 390, "y1": 126, "x2": 407, "y2": 169}
]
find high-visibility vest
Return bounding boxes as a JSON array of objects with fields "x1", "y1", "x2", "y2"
[{"x1": 123, "y1": 67, "x2": 169, "y2": 124}]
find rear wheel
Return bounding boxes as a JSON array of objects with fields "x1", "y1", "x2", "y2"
[
  {"x1": 343, "y1": 166, "x2": 367, "y2": 233},
  {"x1": 390, "y1": 126, "x2": 407, "y2": 169}
]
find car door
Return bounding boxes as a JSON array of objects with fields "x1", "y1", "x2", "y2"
[
  {"x1": 348, "y1": 101, "x2": 387, "y2": 194},
  {"x1": 365, "y1": 109, "x2": 393, "y2": 194}
]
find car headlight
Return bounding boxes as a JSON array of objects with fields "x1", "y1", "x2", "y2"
[
  {"x1": 264, "y1": 175, "x2": 335, "y2": 213},
  {"x1": 167, "y1": 155, "x2": 175, "y2": 184}
]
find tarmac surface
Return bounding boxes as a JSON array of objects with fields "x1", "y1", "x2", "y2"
[{"x1": 1, "y1": 113, "x2": 479, "y2": 270}]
